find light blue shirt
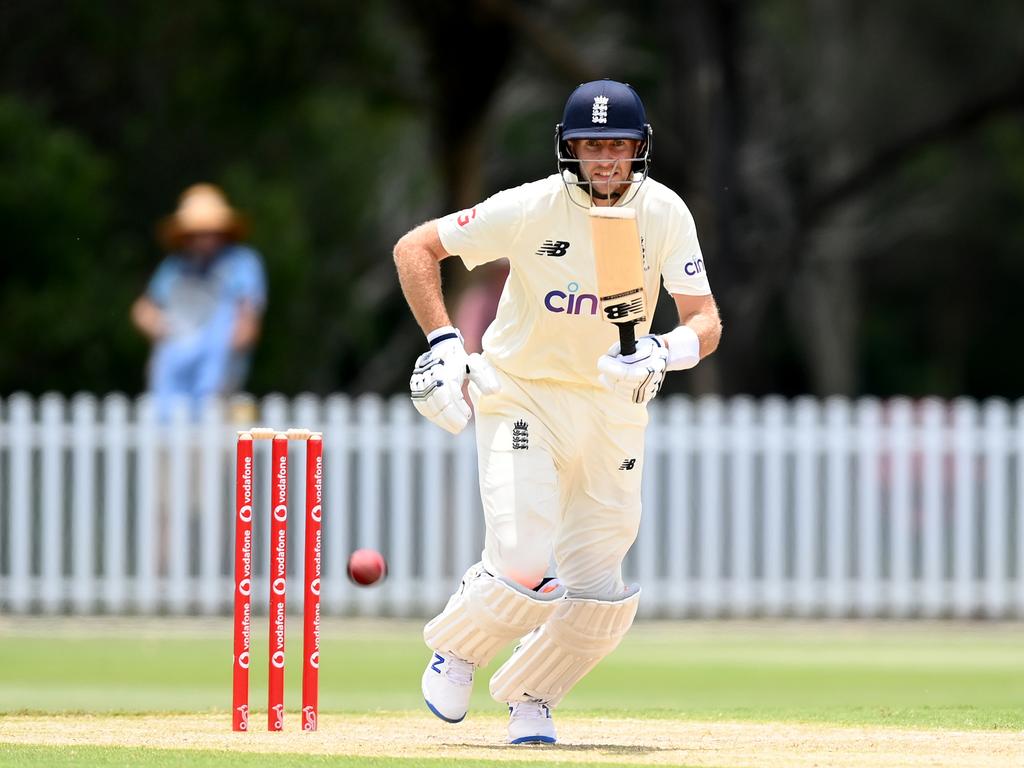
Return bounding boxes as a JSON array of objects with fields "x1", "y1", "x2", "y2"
[{"x1": 145, "y1": 244, "x2": 266, "y2": 416}]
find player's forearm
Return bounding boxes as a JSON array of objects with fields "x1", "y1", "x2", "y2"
[
  {"x1": 393, "y1": 240, "x2": 451, "y2": 335},
  {"x1": 665, "y1": 293, "x2": 722, "y2": 364},
  {"x1": 664, "y1": 292, "x2": 722, "y2": 362},
  {"x1": 679, "y1": 311, "x2": 722, "y2": 359}
]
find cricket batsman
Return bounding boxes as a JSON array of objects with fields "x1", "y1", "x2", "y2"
[{"x1": 394, "y1": 79, "x2": 722, "y2": 744}]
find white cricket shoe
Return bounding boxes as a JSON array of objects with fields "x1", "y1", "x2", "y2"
[
  {"x1": 421, "y1": 651, "x2": 474, "y2": 723},
  {"x1": 508, "y1": 700, "x2": 556, "y2": 744}
]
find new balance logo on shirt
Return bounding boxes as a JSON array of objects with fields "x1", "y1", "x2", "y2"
[
  {"x1": 619, "y1": 459, "x2": 636, "y2": 470},
  {"x1": 535, "y1": 240, "x2": 570, "y2": 258}
]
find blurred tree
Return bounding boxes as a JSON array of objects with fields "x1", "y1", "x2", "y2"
[
  {"x1": 0, "y1": 97, "x2": 134, "y2": 392},
  {"x1": 0, "y1": 0, "x2": 440, "y2": 396},
  {"x1": 0, "y1": 0, "x2": 1022, "y2": 399},
  {"x1": 649, "y1": 0, "x2": 1024, "y2": 397}
]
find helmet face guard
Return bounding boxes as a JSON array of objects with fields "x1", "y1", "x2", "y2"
[
  {"x1": 554, "y1": 79, "x2": 653, "y2": 205},
  {"x1": 557, "y1": 125, "x2": 651, "y2": 204}
]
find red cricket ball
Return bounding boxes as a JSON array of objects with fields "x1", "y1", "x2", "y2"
[{"x1": 347, "y1": 548, "x2": 387, "y2": 586}]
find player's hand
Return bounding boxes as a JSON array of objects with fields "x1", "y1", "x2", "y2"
[
  {"x1": 409, "y1": 330, "x2": 500, "y2": 434},
  {"x1": 597, "y1": 335, "x2": 669, "y2": 405}
]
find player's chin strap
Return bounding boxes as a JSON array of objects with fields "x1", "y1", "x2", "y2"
[
  {"x1": 560, "y1": 168, "x2": 648, "y2": 209},
  {"x1": 589, "y1": 187, "x2": 621, "y2": 201}
]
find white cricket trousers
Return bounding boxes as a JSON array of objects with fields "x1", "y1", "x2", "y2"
[{"x1": 470, "y1": 367, "x2": 647, "y2": 597}]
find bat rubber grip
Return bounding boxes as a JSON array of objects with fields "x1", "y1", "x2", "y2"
[{"x1": 618, "y1": 323, "x2": 637, "y2": 357}]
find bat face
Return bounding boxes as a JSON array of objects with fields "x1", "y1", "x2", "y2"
[{"x1": 589, "y1": 206, "x2": 647, "y2": 327}]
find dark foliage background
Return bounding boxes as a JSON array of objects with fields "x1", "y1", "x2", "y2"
[{"x1": 2, "y1": 0, "x2": 1022, "y2": 398}]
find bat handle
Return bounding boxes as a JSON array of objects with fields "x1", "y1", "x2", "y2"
[{"x1": 618, "y1": 323, "x2": 637, "y2": 357}]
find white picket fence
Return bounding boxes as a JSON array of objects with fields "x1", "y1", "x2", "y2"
[{"x1": 1, "y1": 393, "x2": 1022, "y2": 618}]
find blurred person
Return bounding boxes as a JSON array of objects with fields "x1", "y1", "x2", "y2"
[
  {"x1": 454, "y1": 260, "x2": 509, "y2": 408},
  {"x1": 394, "y1": 80, "x2": 722, "y2": 744},
  {"x1": 131, "y1": 183, "x2": 266, "y2": 420},
  {"x1": 132, "y1": 184, "x2": 266, "y2": 577},
  {"x1": 454, "y1": 259, "x2": 509, "y2": 353}
]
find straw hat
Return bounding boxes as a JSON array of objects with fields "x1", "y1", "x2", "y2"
[{"x1": 157, "y1": 183, "x2": 248, "y2": 250}]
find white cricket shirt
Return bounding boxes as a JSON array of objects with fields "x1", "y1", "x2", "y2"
[{"x1": 437, "y1": 174, "x2": 711, "y2": 388}]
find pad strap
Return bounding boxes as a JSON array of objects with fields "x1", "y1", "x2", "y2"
[
  {"x1": 423, "y1": 563, "x2": 566, "y2": 667},
  {"x1": 489, "y1": 585, "x2": 641, "y2": 706}
]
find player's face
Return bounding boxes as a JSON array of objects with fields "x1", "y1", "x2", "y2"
[{"x1": 569, "y1": 139, "x2": 640, "y2": 203}]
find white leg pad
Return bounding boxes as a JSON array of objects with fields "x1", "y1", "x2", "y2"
[
  {"x1": 489, "y1": 585, "x2": 641, "y2": 707},
  {"x1": 424, "y1": 563, "x2": 567, "y2": 667}
]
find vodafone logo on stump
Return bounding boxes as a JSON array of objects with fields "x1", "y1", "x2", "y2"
[{"x1": 233, "y1": 428, "x2": 325, "y2": 734}]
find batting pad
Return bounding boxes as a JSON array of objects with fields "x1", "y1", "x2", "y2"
[
  {"x1": 488, "y1": 585, "x2": 641, "y2": 706},
  {"x1": 423, "y1": 563, "x2": 567, "y2": 667}
]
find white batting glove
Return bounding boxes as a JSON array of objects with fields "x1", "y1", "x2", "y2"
[
  {"x1": 597, "y1": 335, "x2": 670, "y2": 405},
  {"x1": 410, "y1": 327, "x2": 500, "y2": 434}
]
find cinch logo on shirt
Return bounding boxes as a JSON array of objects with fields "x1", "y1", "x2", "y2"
[
  {"x1": 684, "y1": 256, "x2": 705, "y2": 276},
  {"x1": 544, "y1": 281, "x2": 598, "y2": 315}
]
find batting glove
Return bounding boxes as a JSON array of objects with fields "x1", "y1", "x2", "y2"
[
  {"x1": 410, "y1": 326, "x2": 500, "y2": 434},
  {"x1": 597, "y1": 334, "x2": 670, "y2": 405}
]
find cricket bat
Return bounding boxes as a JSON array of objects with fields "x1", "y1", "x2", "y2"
[{"x1": 589, "y1": 206, "x2": 647, "y2": 356}]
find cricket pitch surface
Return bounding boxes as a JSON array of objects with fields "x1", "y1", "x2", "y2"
[{"x1": 2, "y1": 713, "x2": 1020, "y2": 768}]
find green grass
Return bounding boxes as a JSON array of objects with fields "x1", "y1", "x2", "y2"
[
  {"x1": 579, "y1": 622, "x2": 1024, "y2": 729},
  {"x1": 1, "y1": 619, "x2": 1021, "y2": 730},
  {"x1": 2, "y1": 619, "x2": 1021, "y2": 767},
  {"x1": 0, "y1": 745, "x2": 680, "y2": 768}
]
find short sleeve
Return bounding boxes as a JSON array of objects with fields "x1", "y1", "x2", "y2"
[
  {"x1": 437, "y1": 188, "x2": 524, "y2": 270},
  {"x1": 146, "y1": 259, "x2": 178, "y2": 306},
  {"x1": 659, "y1": 201, "x2": 712, "y2": 296},
  {"x1": 226, "y1": 247, "x2": 267, "y2": 309}
]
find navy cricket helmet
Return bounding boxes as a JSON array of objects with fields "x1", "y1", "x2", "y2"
[
  {"x1": 559, "y1": 79, "x2": 650, "y2": 140},
  {"x1": 555, "y1": 79, "x2": 653, "y2": 199}
]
